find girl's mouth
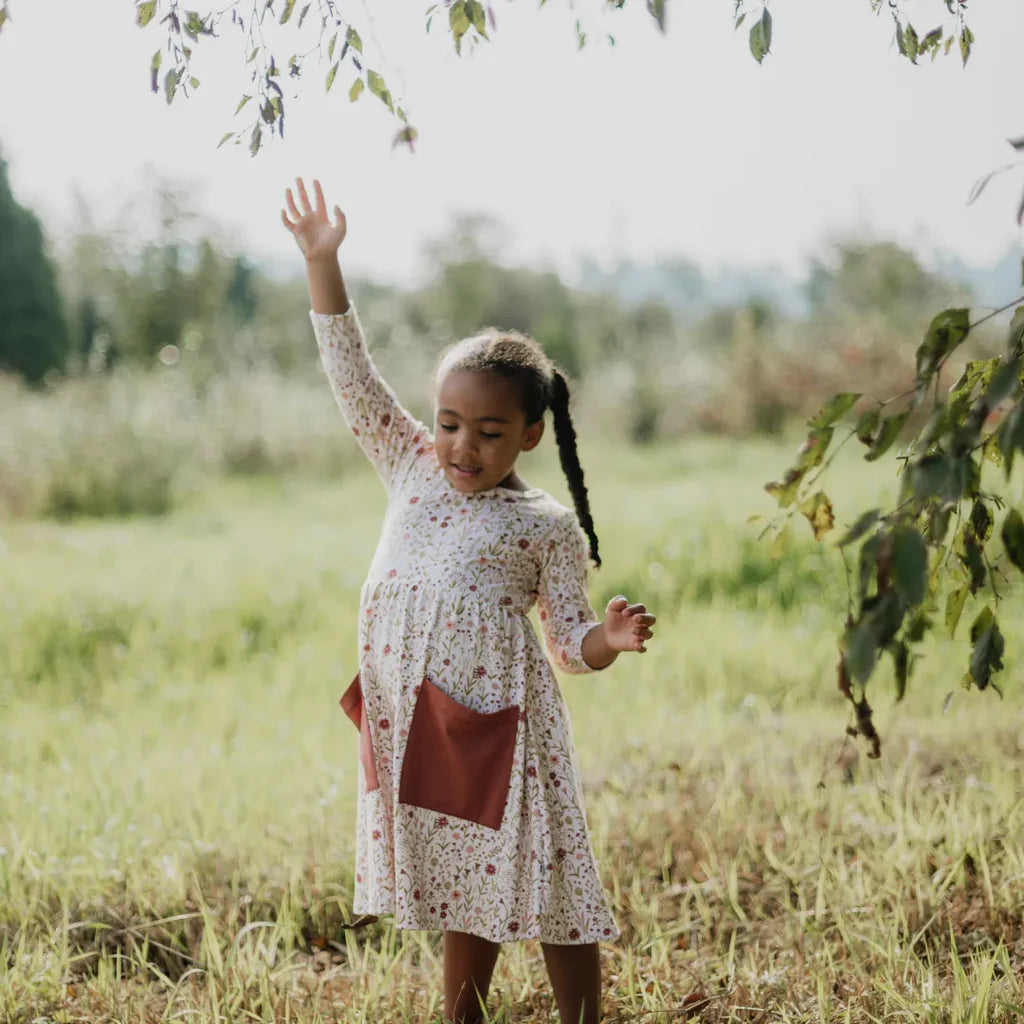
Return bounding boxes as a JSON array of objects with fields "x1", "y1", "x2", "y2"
[{"x1": 451, "y1": 464, "x2": 482, "y2": 479}]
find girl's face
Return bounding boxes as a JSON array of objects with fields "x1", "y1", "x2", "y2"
[{"x1": 434, "y1": 370, "x2": 544, "y2": 493}]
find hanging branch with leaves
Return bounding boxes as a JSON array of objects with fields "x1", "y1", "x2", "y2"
[
  {"x1": 0, "y1": 1, "x2": 982, "y2": 152},
  {"x1": 765, "y1": 260, "x2": 1024, "y2": 759}
]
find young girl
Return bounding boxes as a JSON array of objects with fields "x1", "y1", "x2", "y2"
[{"x1": 281, "y1": 178, "x2": 656, "y2": 1024}]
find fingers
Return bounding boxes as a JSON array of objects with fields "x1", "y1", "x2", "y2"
[
  {"x1": 280, "y1": 208, "x2": 296, "y2": 234},
  {"x1": 285, "y1": 186, "x2": 302, "y2": 223},
  {"x1": 313, "y1": 178, "x2": 327, "y2": 216},
  {"x1": 296, "y1": 176, "x2": 313, "y2": 215},
  {"x1": 334, "y1": 205, "x2": 347, "y2": 235},
  {"x1": 606, "y1": 595, "x2": 628, "y2": 613}
]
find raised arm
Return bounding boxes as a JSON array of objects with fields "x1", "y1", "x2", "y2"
[{"x1": 282, "y1": 178, "x2": 424, "y2": 490}]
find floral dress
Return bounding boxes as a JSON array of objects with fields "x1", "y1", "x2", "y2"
[{"x1": 311, "y1": 305, "x2": 619, "y2": 945}]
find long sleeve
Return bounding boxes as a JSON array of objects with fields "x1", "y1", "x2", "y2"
[
  {"x1": 310, "y1": 305, "x2": 428, "y2": 492},
  {"x1": 536, "y1": 512, "x2": 603, "y2": 675}
]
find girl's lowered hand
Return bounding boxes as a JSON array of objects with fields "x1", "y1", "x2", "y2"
[
  {"x1": 280, "y1": 177, "x2": 346, "y2": 262},
  {"x1": 604, "y1": 596, "x2": 656, "y2": 654}
]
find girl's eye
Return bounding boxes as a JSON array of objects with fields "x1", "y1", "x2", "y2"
[
  {"x1": 439, "y1": 423, "x2": 457, "y2": 432},
  {"x1": 481, "y1": 432, "x2": 502, "y2": 441}
]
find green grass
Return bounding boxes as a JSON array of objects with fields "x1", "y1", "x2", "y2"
[{"x1": 2, "y1": 438, "x2": 1024, "y2": 1022}]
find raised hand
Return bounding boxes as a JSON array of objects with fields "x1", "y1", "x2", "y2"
[
  {"x1": 603, "y1": 596, "x2": 656, "y2": 654},
  {"x1": 281, "y1": 177, "x2": 347, "y2": 262}
]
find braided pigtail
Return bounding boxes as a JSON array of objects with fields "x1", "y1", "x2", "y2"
[{"x1": 549, "y1": 370, "x2": 601, "y2": 568}]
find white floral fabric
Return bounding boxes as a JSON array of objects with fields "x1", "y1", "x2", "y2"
[{"x1": 311, "y1": 305, "x2": 619, "y2": 944}]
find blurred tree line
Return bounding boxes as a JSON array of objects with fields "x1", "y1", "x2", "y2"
[{"x1": 0, "y1": 158, "x2": 993, "y2": 444}]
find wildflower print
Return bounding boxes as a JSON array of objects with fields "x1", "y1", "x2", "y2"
[{"x1": 310, "y1": 305, "x2": 619, "y2": 945}]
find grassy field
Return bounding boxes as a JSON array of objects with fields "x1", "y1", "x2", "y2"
[{"x1": 2, "y1": 437, "x2": 1024, "y2": 1023}]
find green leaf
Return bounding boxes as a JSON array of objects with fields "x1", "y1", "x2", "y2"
[
  {"x1": 327, "y1": 32, "x2": 338, "y2": 60},
  {"x1": 905, "y1": 610, "x2": 930, "y2": 643},
  {"x1": 795, "y1": 426, "x2": 834, "y2": 471},
  {"x1": 808, "y1": 392, "x2": 861, "y2": 429},
  {"x1": 843, "y1": 618, "x2": 877, "y2": 686},
  {"x1": 982, "y1": 432, "x2": 1003, "y2": 467},
  {"x1": 749, "y1": 7, "x2": 771, "y2": 63},
  {"x1": 1009, "y1": 306, "x2": 1024, "y2": 348},
  {"x1": 298, "y1": 3, "x2": 311, "y2": 28},
  {"x1": 888, "y1": 640, "x2": 910, "y2": 701},
  {"x1": 367, "y1": 69, "x2": 394, "y2": 111},
  {"x1": 997, "y1": 400, "x2": 1024, "y2": 476},
  {"x1": 945, "y1": 584, "x2": 969, "y2": 637},
  {"x1": 967, "y1": 606, "x2": 1003, "y2": 690},
  {"x1": 957, "y1": 531, "x2": 986, "y2": 594},
  {"x1": 920, "y1": 26, "x2": 942, "y2": 54},
  {"x1": 325, "y1": 62, "x2": 339, "y2": 92},
  {"x1": 890, "y1": 525, "x2": 928, "y2": 607},
  {"x1": 855, "y1": 407, "x2": 880, "y2": 446},
  {"x1": 279, "y1": 0, "x2": 297, "y2": 24},
  {"x1": 969, "y1": 500, "x2": 992, "y2": 543},
  {"x1": 985, "y1": 356, "x2": 1021, "y2": 407},
  {"x1": 163, "y1": 68, "x2": 179, "y2": 105},
  {"x1": 450, "y1": 0, "x2": 471, "y2": 43},
  {"x1": 768, "y1": 523, "x2": 789, "y2": 561},
  {"x1": 960, "y1": 25, "x2": 974, "y2": 67},
  {"x1": 234, "y1": 95, "x2": 252, "y2": 115},
  {"x1": 927, "y1": 504, "x2": 952, "y2": 545},
  {"x1": 249, "y1": 122, "x2": 262, "y2": 157},
  {"x1": 915, "y1": 308, "x2": 971, "y2": 384},
  {"x1": 799, "y1": 491, "x2": 835, "y2": 541},
  {"x1": 1001, "y1": 508, "x2": 1024, "y2": 571},
  {"x1": 346, "y1": 26, "x2": 363, "y2": 53},
  {"x1": 764, "y1": 468, "x2": 804, "y2": 508},
  {"x1": 911, "y1": 454, "x2": 966, "y2": 505},
  {"x1": 136, "y1": 1, "x2": 157, "y2": 28},
  {"x1": 647, "y1": 0, "x2": 667, "y2": 31},
  {"x1": 349, "y1": 77, "x2": 364, "y2": 102},
  {"x1": 466, "y1": 0, "x2": 488, "y2": 36},
  {"x1": 217, "y1": 131, "x2": 234, "y2": 149},
  {"x1": 392, "y1": 124, "x2": 419, "y2": 150},
  {"x1": 865, "y1": 413, "x2": 908, "y2": 462},
  {"x1": 844, "y1": 592, "x2": 903, "y2": 685},
  {"x1": 903, "y1": 23, "x2": 919, "y2": 61},
  {"x1": 839, "y1": 509, "x2": 880, "y2": 548}
]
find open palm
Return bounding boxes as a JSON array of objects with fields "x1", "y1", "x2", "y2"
[{"x1": 280, "y1": 177, "x2": 347, "y2": 261}]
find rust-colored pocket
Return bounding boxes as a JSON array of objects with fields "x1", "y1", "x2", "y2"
[
  {"x1": 339, "y1": 673, "x2": 379, "y2": 793},
  {"x1": 398, "y1": 677, "x2": 519, "y2": 830}
]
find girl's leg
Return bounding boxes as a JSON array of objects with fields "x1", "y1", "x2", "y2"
[
  {"x1": 540, "y1": 941, "x2": 601, "y2": 1024},
  {"x1": 443, "y1": 930, "x2": 501, "y2": 1023}
]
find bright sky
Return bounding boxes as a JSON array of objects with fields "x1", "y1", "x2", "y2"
[{"x1": 0, "y1": 1, "x2": 1021, "y2": 285}]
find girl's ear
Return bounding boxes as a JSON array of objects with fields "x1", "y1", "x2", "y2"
[{"x1": 521, "y1": 419, "x2": 545, "y2": 452}]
